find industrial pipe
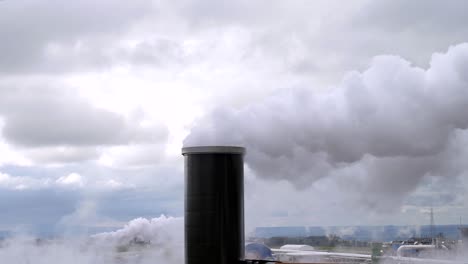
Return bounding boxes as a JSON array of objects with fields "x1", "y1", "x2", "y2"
[{"x1": 182, "y1": 146, "x2": 246, "y2": 264}]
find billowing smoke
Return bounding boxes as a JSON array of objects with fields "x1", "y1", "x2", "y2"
[
  {"x1": 0, "y1": 215, "x2": 183, "y2": 264},
  {"x1": 92, "y1": 215, "x2": 183, "y2": 254},
  {"x1": 185, "y1": 43, "x2": 468, "y2": 211}
]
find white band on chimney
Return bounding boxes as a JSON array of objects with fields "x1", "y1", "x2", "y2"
[{"x1": 182, "y1": 146, "x2": 245, "y2": 155}]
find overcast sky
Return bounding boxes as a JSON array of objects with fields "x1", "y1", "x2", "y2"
[{"x1": 1, "y1": 0, "x2": 468, "y2": 235}]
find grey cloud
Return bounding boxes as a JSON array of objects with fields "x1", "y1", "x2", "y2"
[
  {"x1": 0, "y1": 187, "x2": 180, "y2": 234},
  {"x1": 2, "y1": 0, "x2": 468, "y2": 79},
  {"x1": 96, "y1": 188, "x2": 183, "y2": 221},
  {"x1": 123, "y1": 38, "x2": 186, "y2": 67},
  {"x1": 0, "y1": 0, "x2": 153, "y2": 73},
  {"x1": 0, "y1": 86, "x2": 168, "y2": 148},
  {"x1": 0, "y1": 85, "x2": 168, "y2": 164},
  {"x1": 24, "y1": 146, "x2": 101, "y2": 164},
  {"x1": 0, "y1": 163, "x2": 184, "y2": 232},
  {"x1": 406, "y1": 193, "x2": 460, "y2": 208},
  {"x1": 403, "y1": 174, "x2": 467, "y2": 208},
  {"x1": 185, "y1": 43, "x2": 468, "y2": 211},
  {"x1": 236, "y1": 0, "x2": 468, "y2": 82},
  {"x1": 341, "y1": 0, "x2": 468, "y2": 68},
  {"x1": 0, "y1": 0, "x2": 355, "y2": 76},
  {"x1": 354, "y1": 0, "x2": 468, "y2": 33},
  {"x1": 0, "y1": 189, "x2": 79, "y2": 229},
  {"x1": 178, "y1": 0, "x2": 270, "y2": 26},
  {"x1": 104, "y1": 144, "x2": 167, "y2": 168}
]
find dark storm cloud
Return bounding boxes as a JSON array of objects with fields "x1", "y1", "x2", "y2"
[{"x1": 185, "y1": 43, "x2": 468, "y2": 211}]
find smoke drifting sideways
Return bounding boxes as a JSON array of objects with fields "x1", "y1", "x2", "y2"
[
  {"x1": 0, "y1": 215, "x2": 183, "y2": 264},
  {"x1": 185, "y1": 43, "x2": 468, "y2": 212}
]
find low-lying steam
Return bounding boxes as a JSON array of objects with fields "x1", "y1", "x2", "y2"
[{"x1": 0, "y1": 215, "x2": 183, "y2": 264}]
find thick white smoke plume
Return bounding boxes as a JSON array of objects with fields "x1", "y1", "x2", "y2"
[
  {"x1": 92, "y1": 215, "x2": 183, "y2": 254},
  {"x1": 0, "y1": 215, "x2": 183, "y2": 264},
  {"x1": 185, "y1": 43, "x2": 468, "y2": 211}
]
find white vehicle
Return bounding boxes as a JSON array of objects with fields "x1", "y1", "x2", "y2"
[
  {"x1": 382, "y1": 244, "x2": 468, "y2": 264},
  {"x1": 271, "y1": 244, "x2": 371, "y2": 263}
]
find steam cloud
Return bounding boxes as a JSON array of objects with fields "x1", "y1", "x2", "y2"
[
  {"x1": 185, "y1": 43, "x2": 468, "y2": 210},
  {"x1": 92, "y1": 215, "x2": 183, "y2": 252},
  {"x1": 0, "y1": 215, "x2": 183, "y2": 264}
]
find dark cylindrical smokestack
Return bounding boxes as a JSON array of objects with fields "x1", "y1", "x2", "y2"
[{"x1": 182, "y1": 146, "x2": 245, "y2": 264}]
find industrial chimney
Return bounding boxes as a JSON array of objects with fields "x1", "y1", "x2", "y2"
[{"x1": 182, "y1": 146, "x2": 246, "y2": 264}]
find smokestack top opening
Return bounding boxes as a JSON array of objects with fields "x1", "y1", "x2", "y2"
[{"x1": 182, "y1": 146, "x2": 245, "y2": 155}]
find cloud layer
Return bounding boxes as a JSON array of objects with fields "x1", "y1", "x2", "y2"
[
  {"x1": 2, "y1": 0, "x2": 468, "y2": 229},
  {"x1": 0, "y1": 86, "x2": 168, "y2": 165}
]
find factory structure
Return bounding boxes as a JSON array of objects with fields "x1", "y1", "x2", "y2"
[
  {"x1": 460, "y1": 227, "x2": 468, "y2": 250},
  {"x1": 182, "y1": 146, "x2": 245, "y2": 264},
  {"x1": 182, "y1": 145, "x2": 468, "y2": 264}
]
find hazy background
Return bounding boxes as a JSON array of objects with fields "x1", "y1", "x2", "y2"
[{"x1": 1, "y1": 0, "x2": 468, "y2": 239}]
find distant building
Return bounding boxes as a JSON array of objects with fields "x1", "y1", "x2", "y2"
[
  {"x1": 279, "y1": 244, "x2": 315, "y2": 251},
  {"x1": 460, "y1": 227, "x2": 468, "y2": 244}
]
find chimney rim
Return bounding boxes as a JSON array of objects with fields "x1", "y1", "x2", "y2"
[{"x1": 182, "y1": 146, "x2": 245, "y2": 155}]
